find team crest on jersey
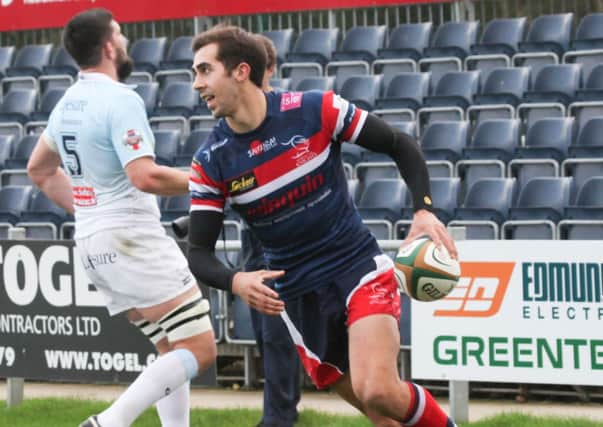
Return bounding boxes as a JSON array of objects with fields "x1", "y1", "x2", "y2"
[
  {"x1": 123, "y1": 129, "x2": 143, "y2": 150},
  {"x1": 228, "y1": 172, "x2": 257, "y2": 195}
]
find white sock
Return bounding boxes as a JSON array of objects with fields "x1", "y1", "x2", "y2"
[
  {"x1": 155, "y1": 381, "x2": 190, "y2": 427},
  {"x1": 97, "y1": 349, "x2": 198, "y2": 427}
]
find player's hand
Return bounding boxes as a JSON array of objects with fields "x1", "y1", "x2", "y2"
[
  {"x1": 231, "y1": 270, "x2": 286, "y2": 315},
  {"x1": 402, "y1": 209, "x2": 458, "y2": 260}
]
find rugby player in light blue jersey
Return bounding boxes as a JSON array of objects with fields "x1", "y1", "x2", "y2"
[{"x1": 26, "y1": 8, "x2": 252, "y2": 427}]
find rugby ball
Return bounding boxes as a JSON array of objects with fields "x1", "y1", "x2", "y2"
[{"x1": 394, "y1": 237, "x2": 460, "y2": 302}]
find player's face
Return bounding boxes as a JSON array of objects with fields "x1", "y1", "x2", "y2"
[
  {"x1": 109, "y1": 21, "x2": 133, "y2": 82},
  {"x1": 192, "y1": 43, "x2": 239, "y2": 118}
]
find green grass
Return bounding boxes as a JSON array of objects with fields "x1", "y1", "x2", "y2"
[{"x1": 0, "y1": 398, "x2": 602, "y2": 427}]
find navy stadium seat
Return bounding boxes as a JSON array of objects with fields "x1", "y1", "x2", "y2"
[
  {"x1": 160, "y1": 36, "x2": 193, "y2": 70},
  {"x1": 564, "y1": 176, "x2": 603, "y2": 220},
  {"x1": 523, "y1": 64, "x2": 582, "y2": 105},
  {"x1": 0, "y1": 185, "x2": 33, "y2": 224},
  {"x1": 6, "y1": 44, "x2": 53, "y2": 77},
  {"x1": 285, "y1": 28, "x2": 339, "y2": 66},
  {"x1": 261, "y1": 29, "x2": 295, "y2": 66},
  {"x1": 161, "y1": 194, "x2": 190, "y2": 222},
  {"x1": 516, "y1": 117, "x2": 574, "y2": 162},
  {"x1": 130, "y1": 37, "x2": 167, "y2": 74},
  {"x1": 378, "y1": 22, "x2": 433, "y2": 61},
  {"x1": 339, "y1": 75, "x2": 382, "y2": 111},
  {"x1": 0, "y1": 46, "x2": 15, "y2": 78},
  {"x1": 575, "y1": 63, "x2": 603, "y2": 101},
  {"x1": 357, "y1": 178, "x2": 409, "y2": 223},
  {"x1": 569, "y1": 117, "x2": 603, "y2": 158},
  {"x1": 0, "y1": 89, "x2": 37, "y2": 124},
  {"x1": 43, "y1": 47, "x2": 78, "y2": 76},
  {"x1": 471, "y1": 17, "x2": 527, "y2": 57},
  {"x1": 332, "y1": 26, "x2": 387, "y2": 63},
  {"x1": 375, "y1": 72, "x2": 430, "y2": 111},
  {"x1": 473, "y1": 66, "x2": 531, "y2": 107},
  {"x1": 153, "y1": 129, "x2": 180, "y2": 166},
  {"x1": 293, "y1": 76, "x2": 335, "y2": 92},
  {"x1": 0, "y1": 135, "x2": 15, "y2": 168},
  {"x1": 517, "y1": 13, "x2": 573, "y2": 58},
  {"x1": 427, "y1": 177, "x2": 461, "y2": 223},
  {"x1": 29, "y1": 88, "x2": 66, "y2": 122},
  {"x1": 423, "y1": 70, "x2": 480, "y2": 110},
  {"x1": 21, "y1": 189, "x2": 70, "y2": 227},
  {"x1": 571, "y1": 13, "x2": 603, "y2": 51},
  {"x1": 133, "y1": 82, "x2": 159, "y2": 115},
  {"x1": 6, "y1": 135, "x2": 38, "y2": 169},
  {"x1": 175, "y1": 129, "x2": 211, "y2": 166},
  {"x1": 341, "y1": 142, "x2": 367, "y2": 166},
  {"x1": 420, "y1": 120, "x2": 469, "y2": 163},
  {"x1": 423, "y1": 21, "x2": 480, "y2": 60},
  {"x1": 154, "y1": 82, "x2": 197, "y2": 117},
  {"x1": 463, "y1": 118, "x2": 520, "y2": 162},
  {"x1": 268, "y1": 78, "x2": 291, "y2": 90}
]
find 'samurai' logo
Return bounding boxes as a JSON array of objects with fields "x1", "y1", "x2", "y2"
[{"x1": 433, "y1": 262, "x2": 515, "y2": 318}]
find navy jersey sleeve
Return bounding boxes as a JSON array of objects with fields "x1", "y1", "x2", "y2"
[
  {"x1": 318, "y1": 91, "x2": 368, "y2": 144},
  {"x1": 189, "y1": 135, "x2": 227, "y2": 214}
]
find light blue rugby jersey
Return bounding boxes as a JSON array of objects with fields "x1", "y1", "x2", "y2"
[{"x1": 44, "y1": 72, "x2": 160, "y2": 238}]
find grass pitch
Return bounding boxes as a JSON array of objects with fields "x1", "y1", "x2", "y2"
[{"x1": 1, "y1": 398, "x2": 602, "y2": 426}]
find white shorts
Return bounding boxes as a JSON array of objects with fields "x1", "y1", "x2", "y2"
[{"x1": 75, "y1": 224, "x2": 198, "y2": 315}]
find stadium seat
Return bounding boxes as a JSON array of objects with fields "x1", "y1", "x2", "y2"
[
  {"x1": 378, "y1": 22, "x2": 433, "y2": 61},
  {"x1": 363, "y1": 219, "x2": 393, "y2": 239},
  {"x1": 390, "y1": 121, "x2": 417, "y2": 139},
  {"x1": 515, "y1": 13, "x2": 573, "y2": 61},
  {"x1": 293, "y1": 76, "x2": 335, "y2": 92},
  {"x1": 559, "y1": 176, "x2": 603, "y2": 239},
  {"x1": 161, "y1": 194, "x2": 190, "y2": 222},
  {"x1": 523, "y1": 63, "x2": 582, "y2": 105},
  {"x1": 419, "y1": 21, "x2": 480, "y2": 87},
  {"x1": 0, "y1": 185, "x2": 33, "y2": 224},
  {"x1": 516, "y1": 117, "x2": 574, "y2": 162},
  {"x1": 503, "y1": 177, "x2": 572, "y2": 239},
  {"x1": 0, "y1": 89, "x2": 37, "y2": 124},
  {"x1": 285, "y1": 28, "x2": 339, "y2": 66},
  {"x1": 0, "y1": 135, "x2": 15, "y2": 169},
  {"x1": 5, "y1": 44, "x2": 53, "y2": 77},
  {"x1": 341, "y1": 142, "x2": 367, "y2": 166},
  {"x1": 347, "y1": 178, "x2": 361, "y2": 204},
  {"x1": 153, "y1": 129, "x2": 180, "y2": 166},
  {"x1": 0, "y1": 46, "x2": 15, "y2": 79},
  {"x1": 462, "y1": 118, "x2": 520, "y2": 163},
  {"x1": 375, "y1": 72, "x2": 430, "y2": 111},
  {"x1": 466, "y1": 17, "x2": 527, "y2": 81},
  {"x1": 130, "y1": 37, "x2": 167, "y2": 74},
  {"x1": 357, "y1": 178, "x2": 409, "y2": 223},
  {"x1": 160, "y1": 36, "x2": 194, "y2": 70},
  {"x1": 261, "y1": 29, "x2": 295, "y2": 66},
  {"x1": 428, "y1": 177, "x2": 461, "y2": 223},
  {"x1": 133, "y1": 82, "x2": 159, "y2": 115},
  {"x1": 175, "y1": 129, "x2": 212, "y2": 166},
  {"x1": 451, "y1": 177, "x2": 516, "y2": 239},
  {"x1": 268, "y1": 78, "x2": 291, "y2": 90},
  {"x1": 43, "y1": 46, "x2": 78, "y2": 77},
  {"x1": 229, "y1": 295, "x2": 256, "y2": 342},
  {"x1": 423, "y1": 70, "x2": 480, "y2": 110},
  {"x1": 563, "y1": 13, "x2": 603, "y2": 83},
  {"x1": 569, "y1": 117, "x2": 603, "y2": 158},
  {"x1": 6, "y1": 135, "x2": 38, "y2": 169},
  {"x1": 470, "y1": 17, "x2": 527, "y2": 57},
  {"x1": 332, "y1": 25, "x2": 387, "y2": 64},
  {"x1": 154, "y1": 82, "x2": 198, "y2": 117},
  {"x1": 420, "y1": 120, "x2": 469, "y2": 163},
  {"x1": 20, "y1": 189, "x2": 70, "y2": 227},
  {"x1": 574, "y1": 63, "x2": 603, "y2": 101},
  {"x1": 29, "y1": 88, "x2": 66, "y2": 122},
  {"x1": 339, "y1": 75, "x2": 382, "y2": 111}
]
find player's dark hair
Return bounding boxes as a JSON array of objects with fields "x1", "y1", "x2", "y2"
[
  {"x1": 255, "y1": 34, "x2": 277, "y2": 71},
  {"x1": 63, "y1": 8, "x2": 114, "y2": 68},
  {"x1": 192, "y1": 25, "x2": 267, "y2": 88}
]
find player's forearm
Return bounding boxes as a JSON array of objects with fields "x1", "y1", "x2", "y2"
[
  {"x1": 35, "y1": 169, "x2": 75, "y2": 215},
  {"x1": 138, "y1": 165, "x2": 189, "y2": 196}
]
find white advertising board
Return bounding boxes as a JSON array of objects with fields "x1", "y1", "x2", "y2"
[{"x1": 411, "y1": 240, "x2": 603, "y2": 385}]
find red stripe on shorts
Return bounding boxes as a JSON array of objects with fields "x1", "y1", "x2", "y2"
[{"x1": 346, "y1": 268, "x2": 401, "y2": 326}]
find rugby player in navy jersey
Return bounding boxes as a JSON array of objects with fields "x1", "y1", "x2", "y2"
[{"x1": 186, "y1": 25, "x2": 458, "y2": 427}]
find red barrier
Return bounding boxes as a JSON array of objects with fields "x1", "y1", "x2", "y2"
[{"x1": 0, "y1": 0, "x2": 451, "y2": 32}]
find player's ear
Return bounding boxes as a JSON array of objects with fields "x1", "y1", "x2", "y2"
[{"x1": 234, "y1": 62, "x2": 251, "y2": 82}]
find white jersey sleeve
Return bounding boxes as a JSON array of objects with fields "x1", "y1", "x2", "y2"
[{"x1": 109, "y1": 93, "x2": 156, "y2": 167}]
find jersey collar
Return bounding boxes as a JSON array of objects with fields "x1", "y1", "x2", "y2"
[{"x1": 78, "y1": 72, "x2": 136, "y2": 89}]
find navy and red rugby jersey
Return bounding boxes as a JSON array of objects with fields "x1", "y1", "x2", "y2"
[{"x1": 190, "y1": 90, "x2": 382, "y2": 299}]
